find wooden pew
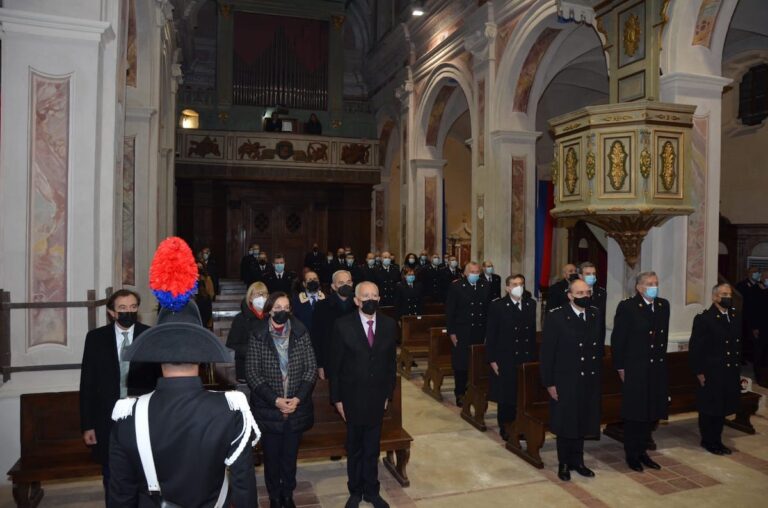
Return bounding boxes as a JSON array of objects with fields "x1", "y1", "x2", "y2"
[
  {"x1": 422, "y1": 327, "x2": 452, "y2": 401},
  {"x1": 506, "y1": 351, "x2": 762, "y2": 469},
  {"x1": 422, "y1": 302, "x2": 445, "y2": 316},
  {"x1": 461, "y1": 344, "x2": 491, "y2": 431},
  {"x1": 397, "y1": 314, "x2": 445, "y2": 377},
  {"x1": 291, "y1": 376, "x2": 413, "y2": 486},
  {"x1": 7, "y1": 391, "x2": 101, "y2": 508}
]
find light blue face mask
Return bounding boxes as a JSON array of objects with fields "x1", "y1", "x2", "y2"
[
  {"x1": 274, "y1": 263, "x2": 285, "y2": 273},
  {"x1": 432, "y1": 257, "x2": 440, "y2": 266},
  {"x1": 467, "y1": 273, "x2": 480, "y2": 285},
  {"x1": 382, "y1": 258, "x2": 392, "y2": 267},
  {"x1": 751, "y1": 271, "x2": 761, "y2": 281},
  {"x1": 584, "y1": 274, "x2": 597, "y2": 286},
  {"x1": 645, "y1": 286, "x2": 658, "y2": 299},
  {"x1": 405, "y1": 274, "x2": 416, "y2": 284},
  {"x1": 484, "y1": 267, "x2": 493, "y2": 275},
  {"x1": 346, "y1": 258, "x2": 355, "y2": 266},
  {"x1": 367, "y1": 259, "x2": 375, "y2": 267},
  {"x1": 450, "y1": 260, "x2": 458, "y2": 268}
]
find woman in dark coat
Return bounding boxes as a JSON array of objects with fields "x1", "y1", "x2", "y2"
[
  {"x1": 246, "y1": 292, "x2": 317, "y2": 508},
  {"x1": 394, "y1": 267, "x2": 424, "y2": 320},
  {"x1": 226, "y1": 281, "x2": 268, "y2": 381}
]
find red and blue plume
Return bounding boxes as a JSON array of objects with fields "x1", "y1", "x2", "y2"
[{"x1": 149, "y1": 237, "x2": 199, "y2": 312}]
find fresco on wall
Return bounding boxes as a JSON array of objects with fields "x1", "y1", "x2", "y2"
[
  {"x1": 495, "y1": 10, "x2": 525, "y2": 69},
  {"x1": 379, "y1": 119, "x2": 394, "y2": 164},
  {"x1": 425, "y1": 176, "x2": 437, "y2": 253},
  {"x1": 478, "y1": 78, "x2": 485, "y2": 165},
  {"x1": 511, "y1": 157, "x2": 526, "y2": 271},
  {"x1": 686, "y1": 116, "x2": 708, "y2": 305},
  {"x1": 425, "y1": 85, "x2": 455, "y2": 147},
  {"x1": 127, "y1": 0, "x2": 137, "y2": 87},
  {"x1": 692, "y1": 0, "x2": 723, "y2": 48},
  {"x1": 122, "y1": 137, "x2": 136, "y2": 286},
  {"x1": 375, "y1": 189, "x2": 385, "y2": 252},
  {"x1": 513, "y1": 28, "x2": 560, "y2": 112},
  {"x1": 29, "y1": 72, "x2": 70, "y2": 347}
]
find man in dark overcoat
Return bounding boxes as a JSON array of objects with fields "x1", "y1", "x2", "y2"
[
  {"x1": 689, "y1": 283, "x2": 742, "y2": 455},
  {"x1": 485, "y1": 274, "x2": 536, "y2": 441},
  {"x1": 541, "y1": 279, "x2": 602, "y2": 481},
  {"x1": 611, "y1": 271, "x2": 669, "y2": 472},
  {"x1": 445, "y1": 261, "x2": 490, "y2": 406}
]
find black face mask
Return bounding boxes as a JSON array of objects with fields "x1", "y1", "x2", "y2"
[
  {"x1": 337, "y1": 284, "x2": 354, "y2": 298},
  {"x1": 573, "y1": 296, "x2": 592, "y2": 309},
  {"x1": 360, "y1": 299, "x2": 379, "y2": 315},
  {"x1": 719, "y1": 297, "x2": 732, "y2": 308},
  {"x1": 306, "y1": 280, "x2": 320, "y2": 292},
  {"x1": 312, "y1": 248, "x2": 318, "y2": 253},
  {"x1": 568, "y1": 273, "x2": 580, "y2": 282},
  {"x1": 259, "y1": 259, "x2": 267, "y2": 265},
  {"x1": 271, "y1": 310, "x2": 290, "y2": 325},
  {"x1": 116, "y1": 311, "x2": 138, "y2": 328}
]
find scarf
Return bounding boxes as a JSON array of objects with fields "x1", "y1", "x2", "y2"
[{"x1": 269, "y1": 320, "x2": 291, "y2": 396}]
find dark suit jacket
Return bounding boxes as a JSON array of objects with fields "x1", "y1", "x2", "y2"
[
  {"x1": 79, "y1": 322, "x2": 160, "y2": 463},
  {"x1": 545, "y1": 278, "x2": 569, "y2": 312},
  {"x1": 267, "y1": 271, "x2": 295, "y2": 295},
  {"x1": 310, "y1": 293, "x2": 356, "y2": 368},
  {"x1": 482, "y1": 273, "x2": 502, "y2": 300},
  {"x1": 328, "y1": 312, "x2": 397, "y2": 425}
]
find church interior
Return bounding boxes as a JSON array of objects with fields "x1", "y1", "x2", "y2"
[{"x1": 1, "y1": 0, "x2": 768, "y2": 506}]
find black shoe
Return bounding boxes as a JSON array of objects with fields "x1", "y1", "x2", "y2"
[
  {"x1": 718, "y1": 444, "x2": 732, "y2": 455},
  {"x1": 269, "y1": 498, "x2": 281, "y2": 508},
  {"x1": 456, "y1": 396, "x2": 464, "y2": 408},
  {"x1": 281, "y1": 494, "x2": 296, "y2": 508},
  {"x1": 557, "y1": 463, "x2": 571, "y2": 481},
  {"x1": 500, "y1": 428, "x2": 510, "y2": 441},
  {"x1": 570, "y1": 464, "x2": 596, "y2": 477},
  {"x1": 344, "y1": 494, "x2": 362, "y2": 508},
  {"x1": 639, "y1": 453, "x2": 661, "y2": 470},
  {"x1": 330, "y1": 455, "x2": 342, "y2": 461},
  {"x1": 363, "y1": 494, "x2": 390, "y2": 508},
  {"x1": 626, "y1": 458, "x2": 643, "y2": 472},
  {"x1": 702, "y1": 444, "x2": 725, "y2": 455}
]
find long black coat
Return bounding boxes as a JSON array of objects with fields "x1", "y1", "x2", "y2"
[
  {"x1": 689, "y1": 305, "x2": 742, "y2": 416},
  {"x1": 439, "y1": 267, "x2": 462, "y2": 301},
  {"x1": 485, "y1": 295, "x2": 537, "y2": 405},
  {"x1": 309, "y1": 293, "x2": 356, "y2": 369},
  {"x1": 545, "y1": 278, "x2": 569, "y2": 312},
  {"x1": 592, "y1": 285, "x2": 607, "y2": 343},
  {"x1": 328, "y1": 312, "x2": 398, "y2": 425},
  {"x1": 240, "y1": 254, "x2": 259, "y2": 286},
  {"x1": 541, "y1": 305, "x2": 603, "y2": 438},
  {"x1": 109, "y1": 377, "x2": 257, "y2": 507},
  {"x1": 226, "y1": 299, "x2": 267, "y2": 380},
  {"x1": 446, "y1": 279, "x2": 490, "y2": 371},
  {"x1": 266, "y1": 271, "x2": 296, "y2": 295},
  {"x1": 375, "y1": 265, "x2": 401, "y2": 305},
  {"x1": 394, "y1": 281, "x2": 424, "y2": 320},
  {"x1": 611, "y1": 293, "x2": 670, "y2": 421},
  {"x1": 482, "y1": 273, "x2": 502, "y2": 301},
  {"x1": 419, "y1": 265, "x2": 443, "y2": 301},
  {"x1": 246, "y1": 317, "x2": 317, "y2": 433},
  {"x1": 79, "y1": 322, "x2": 160, "y2": 464}
]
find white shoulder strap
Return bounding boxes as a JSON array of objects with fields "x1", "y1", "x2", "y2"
[{"x1": 135, "y1": 392, "x2": 161, "y2": 493}]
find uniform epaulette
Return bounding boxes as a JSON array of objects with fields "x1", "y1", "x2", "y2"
[
  {"x1": 223, "y1": 391, "x2": 262, "y2": 466},
  {"x1": 492, "y1": 297, "x2": 501, "y2": 302},
  {"x1": 548, "y1": 306, "x2": 562, "y2": 313},
  {"x1": 111, "y1": 397, "x2": 138, "y2": 421}
]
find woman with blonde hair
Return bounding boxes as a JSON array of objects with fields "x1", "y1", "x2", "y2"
[{"x1": 227, "y1": 281, "x2": 269, "y2": 381}]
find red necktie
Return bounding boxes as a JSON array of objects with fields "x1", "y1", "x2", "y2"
[{"x1": 367, "y1": 320, "x2": 375, "y2": 348}]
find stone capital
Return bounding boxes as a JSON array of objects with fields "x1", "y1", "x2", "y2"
[
  {"x1": 0, "y1": 8, "x2": 113, "y2": 43},
  {"x1": 464, "y1": 22, "x2": 497, "y2": 65},
  {"x1": 659, "y1": 73, "x2": 732, "y2": 101},
  {"x1": 490, "y1": 129, "x2": 542, "y2": 146},
  {"x1": 410, "y1": 158, "x2": 447, "y2": 172}
]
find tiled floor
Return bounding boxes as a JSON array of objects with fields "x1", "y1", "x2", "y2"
[{"x1": 2, "y1": 366, "x2": 767, "y2": 507}]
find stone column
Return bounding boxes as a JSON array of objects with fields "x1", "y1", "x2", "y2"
[
  {"x1": 396, "y1": 76, "x2": 415, "y2": 256},
  {"x1": 489, "y1": 130, "x2": 540, "y2": 281},
  {"x1": 631, "y1": 72, "x2": 731, "y2": 348}
]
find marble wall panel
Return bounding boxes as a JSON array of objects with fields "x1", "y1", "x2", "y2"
[
  {"x1": 686, "y1": 116, "x2": 708, "y2": 305},
  {"x1": 122, "y1": 136, "x2": 136, "y2": 286}
]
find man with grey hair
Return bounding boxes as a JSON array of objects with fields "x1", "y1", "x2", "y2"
[
  {"x1": 310, "y1": 270, "x2": 356, "y2": 380},
  {"x1": 329, "y1": 281, "x2": 397, "y2": 508},
  {"x1": 611, "y1": 271, "x2": 670, "y2": 472},
  {"x1": 689, "y1": 283, "x2": 741, "y2": 455},
  {"x1": 446, "y1": 261, "x2": 490, "y2": 406}
]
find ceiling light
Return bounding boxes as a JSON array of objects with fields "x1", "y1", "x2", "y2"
[{"x1": 412, "y1": 1, "x2": 425, "y2": 17}]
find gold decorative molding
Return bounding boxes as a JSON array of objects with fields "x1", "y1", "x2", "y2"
[
  {"x1": 331, "y1": 15, "x2": 345, "y2": 31},
  {"x1": 564, "y1": 147, "x2": 579, "y2": 194},
  {"x1": 660, "y1": 140, "x2": 676, "y2": 190},
  {"x1": 639, "y1": 149, "x2": 651, "y2": 179},
  {"x1": 586, "y1": 151, "x2": 596, "y2": 180},
  {"x1": 219, "y1": 4, "x2": 232, "y2": 18},
  {"x1": 623, "y1": 13, "x2": 641, "y2": 57},
  {"x1": 608, "y1": 140, "x2": 628, "y2": 190}
]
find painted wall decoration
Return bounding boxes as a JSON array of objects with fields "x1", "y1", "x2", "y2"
[
  {"x1": 692, "y1": 0, "x2": 723, "y2": 48},
  {"x1": 425, "y1": 85, "x2": 455, "y2": 147},
  {"x1": 122, "y1": 137, "x2": 136, "y2": 286},
  {"x1": 618, "y1": 2, "x2": 645, "y2": 68},
  {"x1": 424, "y1": 176, "x2": 437, "y2": 253},
  {"x1": 378, "y1": 119, "x2": 395, "y2": 164},
  {"x1": 478, "y1": 78, "x2": 485, "y2": 165},
  {"x1": 513, "y1": 28, "x2": 560, "y2": 112},
  {"x1": 686, "y1": 117, "x2": 708, "y2": 304},
  {"x1": 375, "y1": 189, "x2": 385, "y2": 252},
  {"x1": 28, "y1": 72, "x2": 70, "y2": 347},
  {"x1": 510, "y1": 157, "x2": 526, "y2": 271},
  {"x1": 495, "y1": 10, "x2": 525, "y2": 69},
  {"x1": 476, "y1": 193, "x2": 485, "y2": 261},
  {"x1": 126, "y1": 0, "x2": 137, "y2": 87}
]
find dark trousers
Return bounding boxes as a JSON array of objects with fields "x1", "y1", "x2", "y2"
[
  {"x1": 623, "y1": 420, "x2": 654, "y2": 460},
  {"x1": 754, "y1": 335, "x2": 767, "y2": 381},
  {"x1": 698, "y1": 413, "x2": 725, "y2": 447},
  {"x1": 261, "y1": 429, "x2": 302, "y2": 499},
  {"x1": 346, "y1": 422, "x2": 382, "y2": 497},
  {"x1": 556, "y1": 437, "x2": 584, "y2": 466},
  {"x1": 102, "y1": 464, "x2": 111, "y2": 508},
  {"x1": 497, "y1": 403, "x2": 516, "y2": 429},
  {"x1": 454, "y1": 370, "x2": 468, "y2": 398}
]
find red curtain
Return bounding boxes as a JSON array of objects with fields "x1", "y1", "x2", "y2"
[{"x1": 233, "y1": 12, "x2": 329, "y2": 73}]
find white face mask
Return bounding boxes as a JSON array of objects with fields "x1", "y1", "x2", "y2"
[
  {"x1": 252, "y1": 296, "x2": 266, "y2": 310},
  {"x1": 509, "y1": 285, "x2": 524, "y2": 299}
]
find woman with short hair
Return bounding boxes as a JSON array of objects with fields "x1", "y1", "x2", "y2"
[{"x1": 226, "y1": 281, "x2": 269, "y2": 381}]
